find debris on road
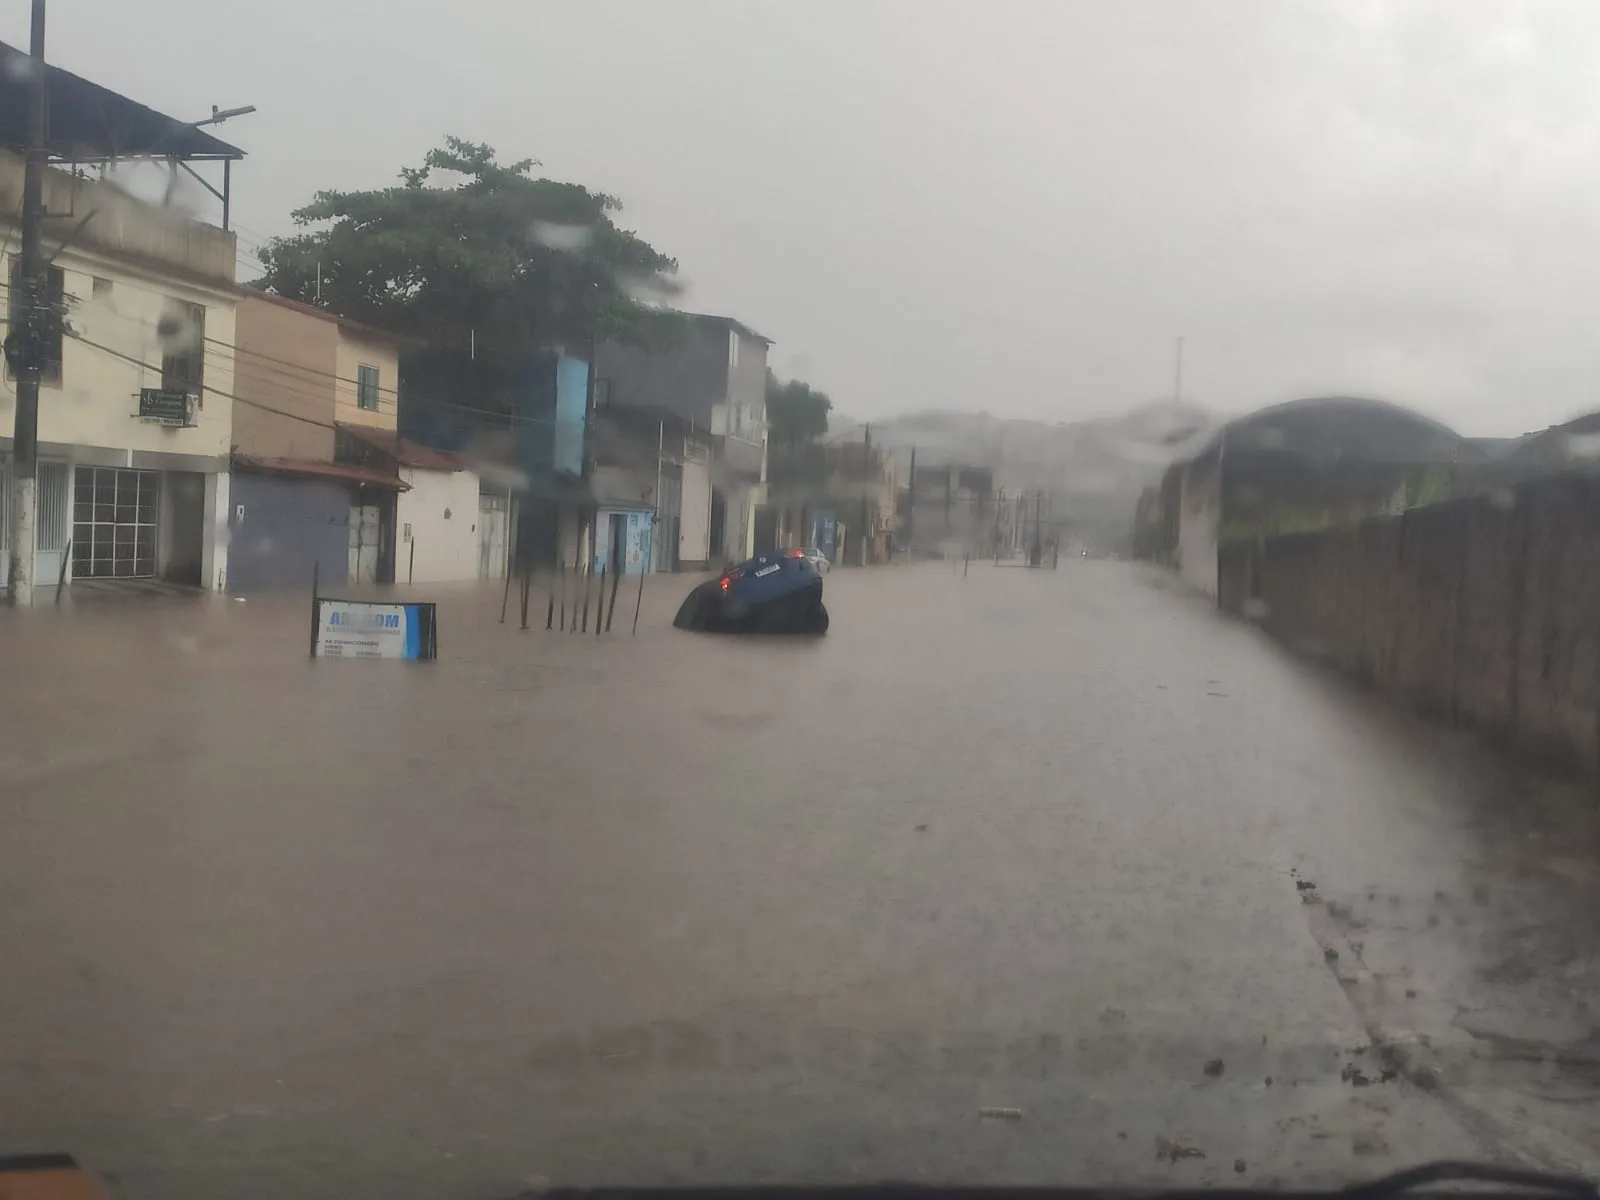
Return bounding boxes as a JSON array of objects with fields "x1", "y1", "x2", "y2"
[
  {"x1": 1234, "y1": 1159, "x2": 1249, "y2": 1175},
  {"x1": 977, "y1": 1106, "x2": 1024, "y2": 1121},
  {"x1": 1155, "y1": 1135, "x2": 1206, "y2": 1163},
  {"x1": 1203, "y1": 1058, "x2": 1225, "y2": 1077}
]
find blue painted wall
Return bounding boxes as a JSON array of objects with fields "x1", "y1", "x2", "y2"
[
  {"x1": 552, "y1": 353, "x2": 589, "y2": 476},
  {"x1": 594, "y1": 507, "x2": 654, "y2": 575},
  {"x1": 228, "y1": 474, "x2": 350, "y2": 593}
]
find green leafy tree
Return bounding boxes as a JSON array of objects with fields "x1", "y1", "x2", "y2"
[
  {"x1": 765, "y1": 369, "x2": 832, "y2": 485},
  {"x1": 766, "y1": 369, "x2": 832, "y2": 452},
  {"x1": 253, "y1": 137, "x2": 682, "y2": 353}
]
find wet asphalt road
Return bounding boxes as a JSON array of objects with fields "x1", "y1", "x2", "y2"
[{"x1": 2, "y1": 561, "x2": 1599, "y2": 1199}]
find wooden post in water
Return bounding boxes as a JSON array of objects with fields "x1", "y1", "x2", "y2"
[
  {"x1": 558, "y1": 561, "x2": 566, "y2": 631},
  {"x1": 309, "y1": 560, "x2": 320, "y2": 658},
  {"x1": 605, "y1": 557, "x2": 622, "y2": 632},
  {"x1": 632, "y1": 549, "x2": 649, "y2": 636},
  {"x1": 581, "y1": 558, "x2": 592, "y2": 633},
  {"x1": 55, "y1": 539, "x2": 71, "y2": 605},
  {"x1": 594, "y1": 565, "x2": 605, "y2": 636}
]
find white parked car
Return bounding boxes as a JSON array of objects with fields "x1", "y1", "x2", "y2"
[{"x1": 800, "y1": 547, "x2": 831, "y2": 572}]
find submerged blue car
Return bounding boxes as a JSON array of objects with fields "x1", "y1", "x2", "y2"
[{"x1": 673, "y1": 549, "x2": 829, "y2": 634}]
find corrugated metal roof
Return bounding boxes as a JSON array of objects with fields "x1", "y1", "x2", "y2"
[{"x1": 0, "y1": 41, "x2": 244, "y2": 163}]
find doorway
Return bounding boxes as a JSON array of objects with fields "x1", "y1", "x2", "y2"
[
  {"x1": 609, "y1": 511, "x2": 628, "y2": 574},
  {"x1": 349, "y1": 500, "x2": 382, "y2": 584}
]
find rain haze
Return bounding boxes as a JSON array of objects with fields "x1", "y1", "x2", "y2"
[
  {"x1": 15, "y1": 4, "x2": 1600, "y2": 1197},
  {"x1": 11, "y1": 0, "x2": 1600, "y2": 435}
]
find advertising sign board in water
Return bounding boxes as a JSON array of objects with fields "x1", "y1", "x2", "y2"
[{"x1": 313, "y1": 599, "x2": 438, "y2": 660}]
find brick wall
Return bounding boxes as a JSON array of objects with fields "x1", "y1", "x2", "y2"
[{"x1": 1219, "y1": 475, "x2": 1600, "y2": 775}]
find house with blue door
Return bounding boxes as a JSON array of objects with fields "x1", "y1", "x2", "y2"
[{"x1": 588, "y1": 403, "x2": 716, "y2": 574}]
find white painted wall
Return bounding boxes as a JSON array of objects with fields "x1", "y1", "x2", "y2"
[
  {"x1": 397, "y1": 466, "x2": 482, "y2": 584},
  {"x1": 679, "y1": 457, "x2": 712, "y2": 565},
  {"x1": 0, "y1": 223, "x2": 236, "y2": 593},
  {"x1": 203, "y1": 472, "x2": 231, "y2": 592},
  {"x1": 0, "y1": 246, "x2": 235, "y2": 460}
]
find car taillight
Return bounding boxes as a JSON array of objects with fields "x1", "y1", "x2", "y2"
[
  {"x1": 786, "y1": 549, "x2": 806, "y2": 559},
  {"x1": 719, "y1": 569, "x2": 743, "y2": 592}
]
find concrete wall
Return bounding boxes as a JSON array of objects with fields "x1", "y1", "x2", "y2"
[
  {"x1": 1218, "y1": 475, "x2": 1600, "y2": 776},
  {"x1": 0, "y1": 246, "x2": 235, "y2": 465},
  {"x1": 0, "y1": 150, "x2": 237, "y2": 285},
  {"x1": 333, "y1": 329, "x2": 399, "y2": 432},
  {"x1": 594, "y1": 507, "x2": 653, "y2": 574},
  {"x1": 397, "y1": 465, "x2": 482, "y2": 583},
  {"x1": 234, "y1": 295, "x2": 339, "y2": 460},
  {"x1": 227, "y1": 473, "x2": 350, "y2": 592},
  {"x1": 1177, "y1": 456, "x2": 1220, "y2": 598},
  {"x1": 679, "y1": 455, "x2": 712, "y2": 568},
  {"x1": 598, "y1": 321, "x2": 729, "y2": 419},
  {"x1": 726, "y1": 329, "x2": 768, "y2": 439}
]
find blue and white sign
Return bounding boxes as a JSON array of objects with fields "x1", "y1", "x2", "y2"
[{"x1": 314, "y1": 599, "x2": 437, "y2": 659}]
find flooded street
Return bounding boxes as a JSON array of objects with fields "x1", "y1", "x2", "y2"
[{"x1": 3, "y1": 562, "x2": 1599, "y2": 1198}]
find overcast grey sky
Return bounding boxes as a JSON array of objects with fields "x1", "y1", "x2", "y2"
[{"x1": 12, "y1": 0, "x2": 1600, "y2": 434}]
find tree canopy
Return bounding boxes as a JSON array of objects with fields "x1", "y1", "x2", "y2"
[
  {"x1": 766, "y1": 369, "x2": 832, "y2": 451},
  {"x1": 252, "y1": 138, "x2": 682, "y2": 354}
]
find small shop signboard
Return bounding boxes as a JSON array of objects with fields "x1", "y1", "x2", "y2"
[
  {"x1": 313, "y1": 599, "x2": 437, "y2": 660},
  {"x1": 137, "y1": 388, "x2": 196, "y2": 427}
]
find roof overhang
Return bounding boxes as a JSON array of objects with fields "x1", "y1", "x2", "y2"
[
  {"x1": 0, "y1": 42, "x2": 245, "y2": 165},
  {"x1": 232, "y1": 454, "x2": 408, "y2": 491}
]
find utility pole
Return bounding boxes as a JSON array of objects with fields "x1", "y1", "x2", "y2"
[
  {"x1": 1030, "y1": 489, "x2": 1043, "y2": 567},
  {"x1": 860, "y1": 423, "x2": 871, "y2": 565},
  {"x1": 904, "y1": 446, "x2": 915, "y2": 558},
  {"x1": 7, "y1": 0, "x2": 48, "y2": 606}
]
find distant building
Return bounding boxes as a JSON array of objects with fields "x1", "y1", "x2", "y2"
[
  {"x1": 588, "y1": 405, "x2": 714, "y2": 573},
  {"x1": 596, "y1": 314, "x2": 770, "y2": 566},
  {"x1": 903, "y1": 463, "x2": 996, "y2": 557}
]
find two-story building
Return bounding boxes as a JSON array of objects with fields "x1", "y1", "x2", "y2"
[
  {"x1": 588, "y1": 403, "x2": 716, "y2": 574},
  {"x1": 596, "y1": 313, "x2": 770, "y2": 569},
  {"x1": 0, "y1": 53, "x2": 244, "y2": 598},
  {"x1": 229, "y1": 292, "x2": 484, "y2": 590}
]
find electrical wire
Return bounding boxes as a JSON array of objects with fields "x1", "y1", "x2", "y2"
[
  {"x1": 13, "y1": 255, "x2": 587, "y2": 431},
  {"x1": 68, "y1": 327, "x2": 573, "y2": 434}
]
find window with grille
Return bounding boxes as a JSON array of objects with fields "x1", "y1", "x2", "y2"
[
  {"x1": 357, "y1": 363, "x2": 380, "y2": 411},
  {"x1": 72, "y1": 467, "x2": 158, "y2": 579},
  {"x1": 5, "y1": 259, "x2": 64, "y2": 385},
  {"x1": 160, "y1": 301, "x2": 205, "y2": 405}
]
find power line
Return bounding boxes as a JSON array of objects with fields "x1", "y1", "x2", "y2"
[
  {"x1": 67, "y1": 328, "x2": 350, "y2": 433},
  {"x1": 68, "y1": 327, "x2": 574, "y2": 434}
]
